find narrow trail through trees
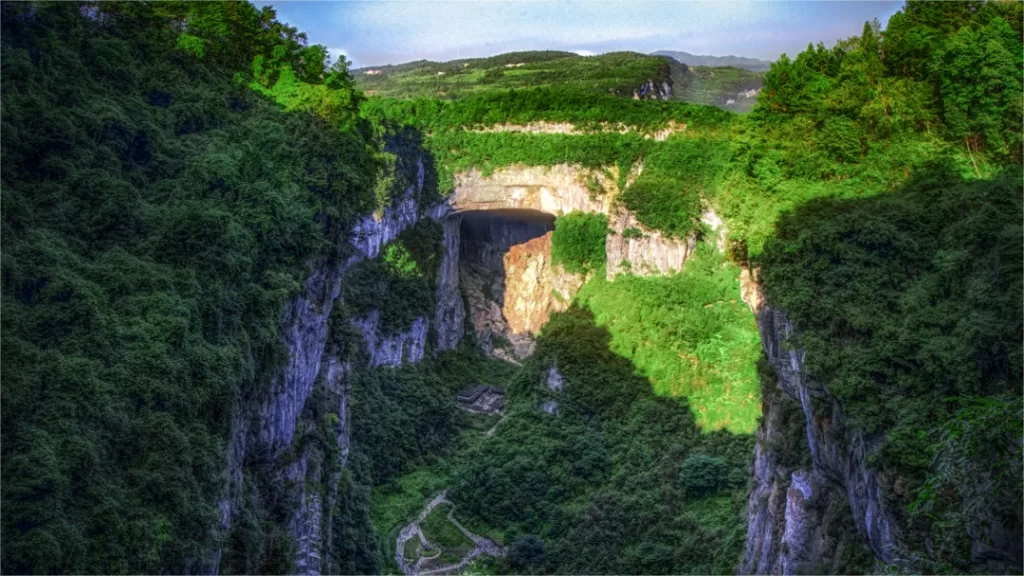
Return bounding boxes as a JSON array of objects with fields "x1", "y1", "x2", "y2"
[{"x1": 395, "y1": 491, "x2": 505, "y2": 575}]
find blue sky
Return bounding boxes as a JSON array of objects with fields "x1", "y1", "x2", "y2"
[{"x1": 252, "y1": 1, "x2": 905, "y2": 69}]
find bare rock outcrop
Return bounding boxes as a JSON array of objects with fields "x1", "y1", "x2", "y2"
[
  {"x1": 502, "y1": 233, "x2": 582, "y2": 335},
  {"x1": 433, "y1": 215, "x2": 465, "y2": 352},
  {"x1": 206, "y1": 160, "x2": 434, "y2": 575},
  {"x1": 741, "y1": 275, "x2": 892, "y2": 574},
  {"x1": 451, "y1": 163, "x2": 700, "y2": 281}
]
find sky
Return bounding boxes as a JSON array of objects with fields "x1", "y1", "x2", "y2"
[{"x1": 252, "y1": 1, "x2": 905, "y2": 69}]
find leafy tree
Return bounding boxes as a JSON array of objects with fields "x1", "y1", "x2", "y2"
[
  {"x1": 0, "y1": 2, "x2": 377, "y2": 571},
  {"x1": 932, "y1": 17, "x2": 1023, "y2": 161},
  {"x1": 679, "y1": 454, "x2": 728, "y2": 496},
  {"x1": 758, "y1": 165, "x2": 1022, "y2": 569},
  {"x1": 551, "y1": 212, "x2": 608, "y2": 274},
  {"x1": 508, "y1": 535, "x2": 547, "y2": 571}
]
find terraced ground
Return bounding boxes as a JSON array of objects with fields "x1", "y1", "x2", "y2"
[
  {"x1": 354, "y1": 51, "x2": 669, "y2": 99},
  {"x1": 355, "y1": 50, "x2": 764, "y2": 112}
]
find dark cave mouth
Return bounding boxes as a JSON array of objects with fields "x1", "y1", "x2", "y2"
[
  {"x1": 456, "y1": 209, "x2": 559, "y2": 361},
  {"x1": 458, "y1": 209, "x2": 555, "y2": 248}
]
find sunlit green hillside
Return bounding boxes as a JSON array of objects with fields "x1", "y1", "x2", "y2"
[{"x1": 353, "y1": 50, "x2": 670, "y2": 99}]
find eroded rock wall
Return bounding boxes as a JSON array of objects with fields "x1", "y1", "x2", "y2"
[
  {"x1": 452, "y1": 164, "x2": 611, "y2": 215},
  {"x1": 468, "y1": 119, "x2": 686, "y2": 140},
  {"x1": 633, "y1": 77, "x2": 673, "y2": 100},
  {"x1": 740, "y1": 353, "x2": 873, "y2": 575},
  {"x1": 349, "y1": 311, "x2": 428, "y2": 368},
  {"x1": 740, "y1": 278, "x2": 891, "y2": 574},
  {"x1": 433, "y1": 216, "x2": 465, "y2": 352},
  {"x1": 502, "y1": 233, "x2": 581, "y2": 335},
  {"x1": 209, "y1": 160, "x2": 436, "y2": 575},
  {"x1": 605, "y1": 208, "x2": 696, "y2": 278},
  {"x1": 458, "y1": 212, "x2": 580, "y2": 362},
  {"x1": 751, "y1": 302, "x2": 901, "y2": 567},
  {"x1": 451, "y1": 163, "x2": 700, "y2": 281}
]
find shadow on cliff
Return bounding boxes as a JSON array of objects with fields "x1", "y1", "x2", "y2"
[
  {"x1": 527, "y1": 304, "x2": 755, "y2": 449},
  {"x1": 458, "y1": 209, "x2": 555, "y2": 358},
  {"x1": 379, "y1": 125, "x2": 445, "y2": 207},
  {"x1": 751, "y1": 161, "x2": 1023, "y2": 572}
]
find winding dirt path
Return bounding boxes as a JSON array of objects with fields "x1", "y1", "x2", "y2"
[{"x1": 395, "y1": 491, "x2": 504, "y2": 575}]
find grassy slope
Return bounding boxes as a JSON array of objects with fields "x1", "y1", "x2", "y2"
[
  {"x1": 356, "y1": 49, "x2": 767, "y2": 113},
  {"x1": 576, "y1": 245, "x2": 762, "y2": 434},
  {"x1": 354, "y1": 51, "x2": 669, "y2": 99}
]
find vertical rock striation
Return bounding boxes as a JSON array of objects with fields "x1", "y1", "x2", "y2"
[
  {"x1": 254, "y1": 259, "x2": 347, "y2": 457},
  {"x1": 208, "y1": 160, "x2": 433, "y2": 575},
  {"x1": 350, "y1": 311, "x2": 428, "y2": 368},
  {"x1": 752, "y1": 302, "x2": 901, "y2": 565},
  {"x1": 605, "y1": 208, "x2": 696, "y2": 279},
  {"x1": 350, "y1": 159, "x2": 425, "y2": 260},
  {"x1": 458, "y1": 213, "x2": 580, "y2": 361},
  {"x1": 740, "y1": 360, "x2": 868, "y2": 575},
  {"x1": 502, "y1": 232, "x2": 581, "y2": 335},
  {"x1": 632, "y1": 76, "x2": 673, "y2": 100},
  {"x1": 433, "y1": 215, "x2": 465, "y2": 352},
  {"x1": 741, "y1": 279, "x2": 893, "y2": 574}
]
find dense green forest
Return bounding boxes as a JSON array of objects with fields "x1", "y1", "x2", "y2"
[
  {"x1": 0, "y1": 2, "x2": 379, "y2": 572},
  {"x1": 759, "y1": 166, "x2": 1023, "y2": 569},
  {"x1": 355, "y1": 1, "x2": 1023, "y2": 572},
  {"x1": 2, "y1": 0, "x2": 1021, "y2": 574}
]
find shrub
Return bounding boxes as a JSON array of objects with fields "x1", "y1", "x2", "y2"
[
  {"x1": 679, "y1": 453, "x2": 728, "y2": 496},
  {"x1": 551, "y1": 212, "x2": 608, "y2": 274},
  {"x1": 508, "y1": 535, "x2": 547, "y2": 570}
]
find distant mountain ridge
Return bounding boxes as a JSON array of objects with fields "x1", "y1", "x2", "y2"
[{"x1": 653, "y1": 50, "x2": 772, "y2": 71}]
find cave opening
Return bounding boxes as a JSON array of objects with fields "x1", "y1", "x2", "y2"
[
  {"x1": 459, "y1": 209, "x2": 555, "y2": 270},
  {"x1": 456, "y1": 209, "x2": 580, "y2": 361}
]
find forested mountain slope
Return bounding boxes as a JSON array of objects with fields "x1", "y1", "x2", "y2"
[
  {"x1": 353, "y1": 51, "x2": 672, "y2": 100},
  {"x1": 1, "y1": 2, "x2": 381, "y2": 571},
  {"x1": 652, "y1": 50, "x2": 772, "y2": 71},
  {"x1": 2, "y1": 1, "x2": 1021, "y2": 575}
]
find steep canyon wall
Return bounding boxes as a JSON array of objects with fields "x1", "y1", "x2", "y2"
[
  {"x1": 740, "y1": 275, "x2": 1021, "y2": 574},
  {"x1": 213, "y1": 156, "x2": 886, "y2": 576},
  {"x1": 207, "y1": 160, "x2": 437, "y2": 575}
]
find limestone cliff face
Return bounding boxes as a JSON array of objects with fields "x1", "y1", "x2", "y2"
[
  {"x1": 745, "y1": 284, "x2": 1024, "y2": 573},
  {"x1": 458, "y1": 215, "x2": 577, "y2": 361},
  {"x1": 632, "y1": 77, "x2": 673, "y2": 100},
  {"x1": 207, "y1": 160, "x2": 436, "y2": 575},
  {"x1": 740, "y1": 276, "x2": 897, "y2": 574},
  {"x1": 451, "y1": 164, "x2": 699, "y2": 281},
  {"x1": 468, "y1": 120, "x2": 686, "y2": 141},
  {"x1": 451, "y1": 164, "x2": 612, "y2": 215},
  {"x1": 433, "y1": 216, "x2": 465, "y2": 352},
  {"x1": 740, "y1": 351, "x2": 871, "y2": 575},
  {"x1": 744, "y1": 294, "x2": 900, "y2": 571},
  {"x1": 605, "y1": 208, "x2": 696, "y2": 278},
  {"x1": 461, "y1": 259, "x2": 532, "y2": 362},
  {"x1": 502, "y1": 233, "x2": 581, "y2": 335},
  {"x1": 350, "y1": 311, "x2": 428, "y2": 368}
]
